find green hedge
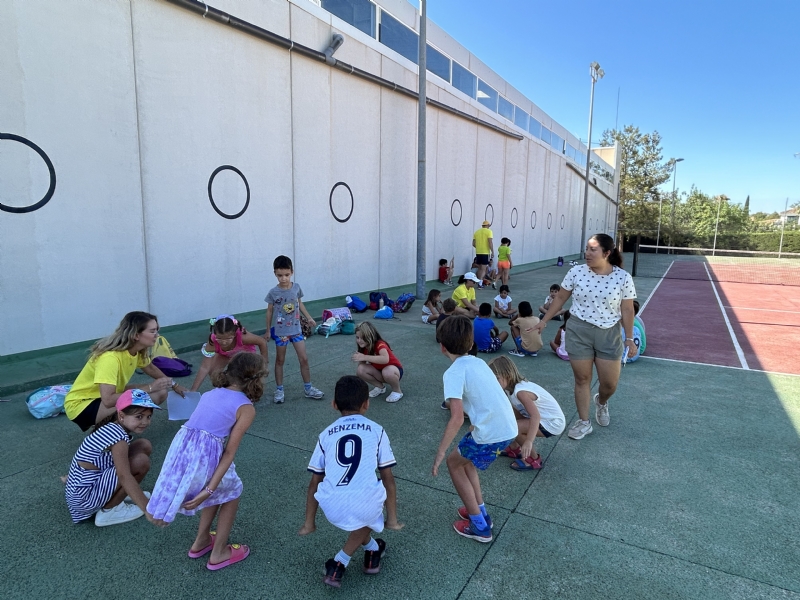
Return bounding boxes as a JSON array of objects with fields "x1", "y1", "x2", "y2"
[{"x1": 668, "y1": 231, "x2": 800, "y2": 254}]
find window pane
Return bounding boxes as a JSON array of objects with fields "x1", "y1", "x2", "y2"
[
  {"x1": 514, "y1": 107, "x2": 529, "y2": 130},
  {"x1": 529, "y1": 117, "x2": 541, "y2": 139},
  {"x1": 477, "y1": 79, "x2": 498, "y2": 112},
  {"x1": 498, "y1": 96, "x2": 514, "y2": 121},
  {"x1": 566, "y1": 144, "x2": 577, "y2": 160},
  {"x1": 379, "y1": 11, "x2": 418, "y2": 63},
  {"x1": 551, "y1": 132, "x2": 564, "y2": 153},
  {"x1": 426, "y1": 44, "x2": 450, "y2": 82},
  {"x1": 321, "y1": 0, "x2": 376, "y2": 38},
  {"x1": 451, "y1": 61, "x2": 476, "y2": 98},
  {"x1": 540, "y1": 126, "x2": 551, "y2": 145}
]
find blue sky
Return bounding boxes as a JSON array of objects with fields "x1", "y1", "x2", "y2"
[{"x1": 426, "y1": 0, "x2": 800, "y2": 214}]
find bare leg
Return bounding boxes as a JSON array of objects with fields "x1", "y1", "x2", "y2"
[
  {"x1": 594, "y1": 357, "x2": 622, "y2": 404},
  {"x1": 293, "y1": 340, "x2": 312, "y2": 383},
  {"x1": 569, "y1": 358, "x2": 594, "y2": 421},
  {"x1": 447, "y1": 450, "x2": 482, "y2": 515},
  {"x1": 342, "y1": 526, "x2": 373, "y2": 556},
  {"x1": 191, "y1": 505, "x2": 220, "y2": 553},
  {"x1": 380, "y1": 366, "x2": 402, "y2": 393},
  {"x1": 208, "y1": 498, "x2": 241, "y2": 565},
  {"x1": 274, "y1": 345, "x2": 288, "y2": 387},
  {"x1": 356, "y1": 363, "x2": 385, "y2": 388},
  {"x1": 103, "y1": 439, "x2": 152, "y2": 509}
]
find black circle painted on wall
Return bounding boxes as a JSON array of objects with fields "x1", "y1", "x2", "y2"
[
  {"x1": 511, "y1": 208, "x2": 518, "y2": 228},
  {"x1": 0, "y1": 133, "x2": 57, "y2": 214},
  {"x1": 547, "y1": 212, "x2": 553, "y2": 229},
  {"x1": 329, "y1": 182, "x2": 354, "y2": 223},
  {"x1": 451, "y1": 199, "x2": 462, "y2": 227},
  {"x1": 208, "y1": 165, "x2": 250, "y2": 219},
  {"x1": 530, "y1": 210, "x2": 537, "y2": 229},
  {"x1": 560, "y1": 214, "x2": 565, "y2": 229},
  {"x1": 485, "y1": 204, "x2": 494, "y2": 226}
]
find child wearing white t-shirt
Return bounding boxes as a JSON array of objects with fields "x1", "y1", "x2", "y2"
[
  {"x1": 299, "y1": 376, "x2": 402, "y2": 588},
  {"x1": 433, "y1": 316, "x2": 517, "y2": 544},
  {"x1": 489, "y1": 356, "x2": 565, "y2": 471},
  {"x1": 493, "y1": 285, "x2": 517, "y2": 319}
]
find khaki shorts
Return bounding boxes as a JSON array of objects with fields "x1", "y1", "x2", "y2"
[{"x1": 565, "y1": 315, "x2": 623, "y2": 361}]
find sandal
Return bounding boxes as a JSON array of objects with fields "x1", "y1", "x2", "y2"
[
  {"x1": 188, "y1": 531, "x2": 216, "y2": 559},
  {"x1": 207, "y1": 543, "x2": 250, "y2": 571},
  {"x1": 510, "y1": 455, "x2": 543, "y2": 471},
  {"x1": 499, "y1": 445, "x2": 522, "y2": 459}
]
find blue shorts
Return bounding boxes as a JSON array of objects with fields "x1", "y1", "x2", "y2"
[
  {"x1": 514, "y1": 337, "x2": 538, "y2": 355},
  {"x1": 457, "y1": 432, "x2": 515, "y2": 471},
  {"x1": 270, "y1": 328, "x2": 304, "y2": 346},
  {"x1": 478, "y1": 337, "x2": 504, "y2": 353}
]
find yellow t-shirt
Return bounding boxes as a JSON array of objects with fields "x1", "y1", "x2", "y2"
[
  {"x1": 473, "y1": 228, "x2": 493, "y2": 255},
  {"x1": 452, "y1": 284, "x2": 476, "y2": 309},
  {"x1": 64, "y1": 350, "x2": 152, "y2": 420}
]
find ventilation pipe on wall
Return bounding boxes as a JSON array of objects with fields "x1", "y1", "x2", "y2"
[{"x1": 323, "y1": 33, "x2": 344, "y2": 66}]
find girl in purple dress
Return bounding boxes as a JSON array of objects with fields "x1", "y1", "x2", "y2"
[{"x1": 147, "y1": 352, "x2": 266, "y2": 571}]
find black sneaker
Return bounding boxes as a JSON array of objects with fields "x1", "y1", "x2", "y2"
[
  {"x1": 324, "y1": 559, "x2": 346, "y2": 588},
  {"x1": 363, "y1": 539, "x2": 387, "y2": 574}
]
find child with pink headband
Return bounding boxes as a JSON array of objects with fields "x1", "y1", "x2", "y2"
[{"x1": 189, "y1": 314, "x2": 268, "y2": 392}]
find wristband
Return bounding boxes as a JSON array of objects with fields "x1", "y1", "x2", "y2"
[{"x1": 205, "y1": 487, "x2": 215, "y2": 496}]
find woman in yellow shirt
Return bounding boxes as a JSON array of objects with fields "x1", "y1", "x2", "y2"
[
  {"x1": 452, "y1": 273, "x2": 481, "y2": 318},
  {"x1": 65, "y1": 311, "x2": 187, "y2": 431}
]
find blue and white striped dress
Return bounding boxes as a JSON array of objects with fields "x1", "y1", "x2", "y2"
[{"x1": 65, "y1": 422, "x2": 130, "y2": 523}]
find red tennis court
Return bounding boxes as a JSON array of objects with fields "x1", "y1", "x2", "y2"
[{"x1": 639, "y1": 260, "x2": 800, "y2": 375}]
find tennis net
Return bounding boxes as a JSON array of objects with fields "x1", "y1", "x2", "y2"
[{"x1": 632, "y1": 245, "x2": 800, "y2": 286}]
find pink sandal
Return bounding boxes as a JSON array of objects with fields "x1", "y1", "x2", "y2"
[
  {"x1": 207, "y1": 543, "x2": 250, "y2": 571},
  {"x1": 188, "y1": 531, "x2": 216, "y2": 559}
]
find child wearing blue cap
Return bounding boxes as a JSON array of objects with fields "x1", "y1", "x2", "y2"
[{"x1": 65, "y1": 389, "x2": 160, "y2": 527}]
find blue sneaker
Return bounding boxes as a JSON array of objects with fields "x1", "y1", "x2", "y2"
[
  {"x1": 456, "y1": 507, "x2": 493, "y2": 529},
  {"x1": 453, "y1": 519, "x2": 492, "y2": 543}
]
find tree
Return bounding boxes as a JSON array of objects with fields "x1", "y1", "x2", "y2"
[
  {"x1": 672, "y1": 189, "x2": 753, "y2": 247},
  {"x1": 599, "y1": 126, "x2": 673, "y2": 237},
  {"x1": 744, "y1": 195, "x2": 750, "y2": 215}
]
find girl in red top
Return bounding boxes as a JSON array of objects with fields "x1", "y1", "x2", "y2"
[{"x1": 352, "y1": 322, "x2": 404, "y2": 403}]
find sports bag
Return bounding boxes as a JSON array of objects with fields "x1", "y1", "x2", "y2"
[
  {"x1": 346, "y1": 295, "x2": 368, "y2": 313},
  {"x1": 152, "y1": 356, "x2": 193, "y2": 378},
  {"x1": 152, "y1": 335, "x2": 178, "y2": 359},
  {"x1": 322, "y1": 307, "x2": 353, "y2": 322},
  {"x1": 316, "y1": 316, "x2": 343, "y2": 338},
  {"x1": 374, "y1": 306, "x2": 394, "y2": 319},
  {"x1": 26, "y1": 385, "x2": 71, "y2": 419},
  {"x1": 390, "y1": 292, "x2": 416, "y2": 313},
  {"x1": 369, "y1": 292, "x2": 392, "y2": 311}
]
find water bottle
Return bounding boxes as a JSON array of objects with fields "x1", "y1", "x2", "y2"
[{"x1": 378, "y1": 298, "x2": 384, "y2": 309}]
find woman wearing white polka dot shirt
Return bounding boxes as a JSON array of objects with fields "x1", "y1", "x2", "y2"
[{"x1": 534, "y1": 234, "x2": 636, "y2": 440}]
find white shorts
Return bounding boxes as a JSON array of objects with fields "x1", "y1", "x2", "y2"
[{"x1": 316, "y1": 489, "x2": 386, "y2": 532}]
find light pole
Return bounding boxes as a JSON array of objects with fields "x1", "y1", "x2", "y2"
[
  {"x1": 415, "y1": 0, "x2": 426, "y2": 300},
  {"x1": 656, "y1": 157, "x2": 683, "y2": 252},
  {"x1": 579, "y1": 61, "x2": 604, "y2": 258},
  {"x1": 712, "y1": 194, "x2": 723, "y2": 256}
]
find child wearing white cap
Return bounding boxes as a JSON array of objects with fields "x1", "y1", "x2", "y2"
[{"x1": 452, "y1": 273, "x2": 481, "y2": 318}]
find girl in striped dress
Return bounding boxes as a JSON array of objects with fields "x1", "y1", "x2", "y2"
[
  {"x1": 65, "y1": 389, "x2": 160, "y2": 527},
  {"x1": 146, "y1": 352, "x2": 266, "y2": 571}
]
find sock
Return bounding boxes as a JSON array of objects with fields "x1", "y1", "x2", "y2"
[
  {"x1": 276, "y1": 385, "x2": 284, "y2": 391},
  {"x1": 304, "y1": 382, "x2": 312, "y2": 392},
  {"x1": 469, "y1": 513, "x2": 488, "y2": 531},
  {"x1": 362, "y1": 538, "x2": 379, "y2": 552},
  {"x1": 478, "y1": 503, "x2": 488, "y2": 518},
  {"x1": 334, "y1": 550, "x2": 351, "y2": 567}
]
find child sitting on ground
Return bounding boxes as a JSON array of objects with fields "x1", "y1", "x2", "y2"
[
  {"x1": 620, "y1": 300, "x2": 646, "y2": 362},
  {"x1": 422, "y1": 289, "x2": 443, "y2": 325},
  {"x1": 489, "y1": 356, "x2": 565, "y2": 471},
  {"x1": 438, "y1": 257, "x2": 454, "y2": 286},
  {"x1": 493, "y1": 285, "x2": 517, "y2": 319},
  {"x1": 65, "y1": 389, "x2": 159, "y2": 527},
  {"x1": 436, "y1": 298, "x2": 457, "y2": 343},
  {"x1": 190, "y1": 314, "x2": 268, "y2": 392},
  {"x1": 299, "y1": 376, "x2": 402, "y2": 588},
  {"x1": 549, "y1": 310, "x2": 571, "y2": 361},
  {"x1": 509, "y1": 301, "x2": 543, "y2": 357},
  {"x1": 539, "y1": 284, "x2": 567, "y2": 321},
  {"x1": 433, "y1": 316, "x2": 517, "y2": 543},
  {"x1": 474, "y1": 303, "x2": 509, "y2": 353},
  {"x1": 352, "y1": 322, "x2": 404, "y2": 403}
]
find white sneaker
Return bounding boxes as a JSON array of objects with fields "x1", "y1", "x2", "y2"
[
  {"x1": 567, "y1": 419, "x2": 593, "y2": 440},
  {"x1": 304, "y1": 385, "x2": 325, "y2": 399},
  {"x1": 124, "y1": 491, "x2": 151, "y2": 503},
  {"x1": 385, "y1": 392, "x2": 404, "y2": 403},
  {"x1": 274, "y1": 389, "x2": 285, "y2": 404},
  {"x1": 594, "y1": 393, "x2": 609, "y2": 427},
  {"x1": 369, "y1": 386, "x2": 387, "y2": 398},
  {"x1": 95, "y1": 502, "x2": 144, "y2": 527}
]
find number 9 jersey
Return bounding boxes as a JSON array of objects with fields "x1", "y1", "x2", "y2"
[{"x1": 308, "y1": 414, "x2": 397, "y2": 532}]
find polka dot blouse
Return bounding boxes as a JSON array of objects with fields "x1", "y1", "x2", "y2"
[{"x1": 560, "y1": 264, "x2": 636, "y2": 329}]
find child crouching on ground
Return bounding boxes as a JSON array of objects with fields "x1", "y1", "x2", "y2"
[
  {"x1": 299, "y1": 376, "x2": 402, "y2": 588},
  {"x1": 433, "y1": 316, "x2": 517, "y2": 543},
  {"x1": 488, "y1": 356, "x2": 565, "y2": 471}
]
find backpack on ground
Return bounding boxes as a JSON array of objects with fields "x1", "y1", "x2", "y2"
[
  {"x1": 557, "y1": 256, "x2": 564, "y2": 266},
  {"x1": 390, "y1": 292, "x2": 416, "y2": 313},
  {"x1": 316, "y1": 316, "x2": 343, "y2": 338},
  {"x1": 346, "y1": 295, "x2": 368, "y2": 313},
  {"x1": 26, "y1": 385, "x2": 71, "y2": 419},
  {"x1": 322, "y1": 307, "x2": 353, "y2": 322},
  {"x1": 152, "y1": 356, "x2": 193, "y2": 378},
  {"x1": 152, "y1": 335, "x2": 178, "y2": 358},
  {"x1": 300, "y1": 314, "x2": 315, "y2": 338},
  {"x1": 374, "y1": 306, "x2": 394, "y2": 319}
]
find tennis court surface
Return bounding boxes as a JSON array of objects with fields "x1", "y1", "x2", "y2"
[{"x1": 1, "y1": 261, "x2": 799, "y2": 599}]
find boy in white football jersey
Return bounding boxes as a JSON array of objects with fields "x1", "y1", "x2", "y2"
[
  {"x1": 299, "y1": 376, "x2": 402, "y2": 588},
  {"x1": 433, "y1": 315, "x2": 517, "y2": 543}
]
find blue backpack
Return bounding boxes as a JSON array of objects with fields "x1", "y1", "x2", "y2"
[
  {"x1": 390, "y1": 292, "x2": 416, "y2": 313},
  {"x1": 374, "y1": 306, "x2": 394, "y2": 319},
  {"x1": 346, "y1": 295, "x2": 367, "y2": 313},
  {"x1": 369, "y1": 292, "x2": 392, "y2": 311},
  {"x1": 26, "y1": 385, "x2": 71, "y2": 419}
]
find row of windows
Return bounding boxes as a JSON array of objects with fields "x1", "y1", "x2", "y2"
[{"x1": 320, "y1": 0, "x2": 613, "y2": 177}]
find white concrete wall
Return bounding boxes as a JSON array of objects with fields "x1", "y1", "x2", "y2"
[{"x1": 0, "y1": 0, "x2": 617, "y2": 354}]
